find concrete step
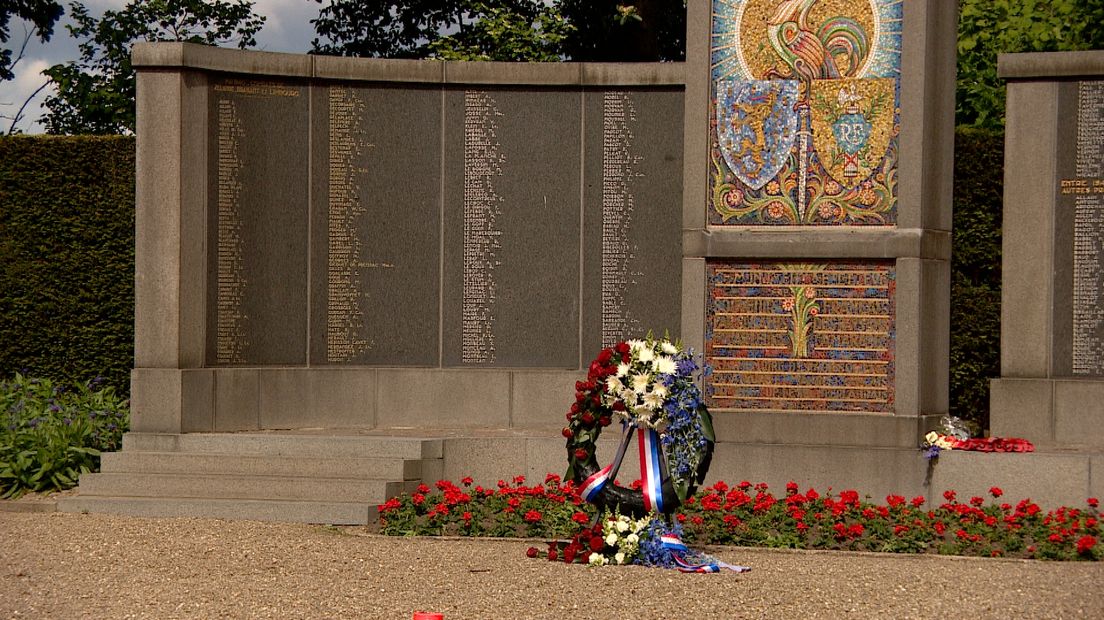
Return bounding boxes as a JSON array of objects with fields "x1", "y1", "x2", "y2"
[
  {"x1": 77, "y1": 472, "x2": 411, "y2": 503},
  {"x1": 57, "y1": 496, "x2": 377, "y2": 525},
  {"x1": 100, "y1": 451, "x2": 423, "y2": 480},
  {"x1": 122, "y1": 432, "x2": 443, "y2": 460}
]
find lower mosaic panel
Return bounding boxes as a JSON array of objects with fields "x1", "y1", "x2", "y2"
[{"x1": 705, "y1": 260, "x2": 896, "y2": 413}]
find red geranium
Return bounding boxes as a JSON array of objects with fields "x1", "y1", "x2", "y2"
[{"x1": 1077, "y1": 535, "x2": 1097, "y2": 555}]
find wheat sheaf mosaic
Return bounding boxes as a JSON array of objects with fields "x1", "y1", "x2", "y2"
[
  {"x1": 709, "y1": 0, "x2": 902, "y2": 226},
  {"x1": 705, "y1": 261, "x2": 896, "y2": 413}
]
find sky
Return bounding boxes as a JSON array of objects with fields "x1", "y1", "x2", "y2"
[{"x1": 0, "y1": 0, "x2": 321, "y2": 134}]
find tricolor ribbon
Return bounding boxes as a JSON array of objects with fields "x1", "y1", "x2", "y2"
[
  {"x1": 581, "y1": 464, "x2": 613, "y2": 503},
  {"x1": 639, "y1": 429, "x2": 666, "y2": 514},
  {"x1": 661, "y1": 533, "x2": 751, "y2": 574}
]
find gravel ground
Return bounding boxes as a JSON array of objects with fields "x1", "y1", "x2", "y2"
[{"x1": 2, "y1": 512, "x2": 1102, "y2": 619}]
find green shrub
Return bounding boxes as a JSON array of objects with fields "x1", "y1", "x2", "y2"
[
  {"x1": 950, "y1": 128, "x2": 1004, "y2": 430},
  {"x1": 0, "y1": 135, "x2": 135, "y2": 396},
  {"x1": 0, "y1": 374, "x2": 129, "y2": 498}
]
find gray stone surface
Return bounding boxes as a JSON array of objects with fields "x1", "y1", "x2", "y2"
[
  {"x1": 441, "y1": 88, "x2": 581, "y2": 368},
  {"x1": 705, "y1": 443, "x2": 930, "y2": 502},
  {"x1": 134, "y1": 70, "x2": 208, "y2": 368},
  {"x1": 897, "y1": 0, "x2": 958, "y2": 231},
  {"x1": 213, "y1": 369, "x2": 260, "y2": 431},
  {"x1": 509, "y1": 371, "x2": 580, "y2": 430},
  {"x1": 989, "y1": 378, "x2": 1054, "y2": 443},
  {"x1": 929, "y1": 451, "x2": 1093, "y2": 511},
  {"x1": 1000, "y1": 50, "x2": 1104, "y2": 79},
  {"x1": 712, "y1": 410, "x2": 924, "y2": 449},
  {"x1": 130, "y1": 369, "x2": 213, "y2": 433},
  {"x1": 205, "y1": 75, "x2": 310, "y2": 366},
  {"x1": 682, "y1": 228, "x2": 951, "y2": 260},
  {"x1": 375, "y1": 369, "x2": 511, "y2": 428},
  {"x1": 680, "y1": 258, "x2": 706, "y2": 357},
  {"x1": 581, "y1": 88, "x2": 683, "y2": 354},
  {"x1": 309, "y1": 83, "x2": 441, "y2": 366},
  {"x1": 1053, "y1": 380, "x2": 1104, "y2": 447},
  {"x1": 133, "y1": 41, "x2": 312, "y2": 77},
  {"x1": 1000, "y1": 81, "x2": 1058, "y2": 377}
]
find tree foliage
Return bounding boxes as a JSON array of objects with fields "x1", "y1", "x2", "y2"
[
  {"x1": 311, "y1": 0, "x2": 685, "y2": 62},
  {"x1": 41, "y1": 0, "x2": 265, "y2": 135},
  {"x1": 957, "y1": 0, "x2": 1104, "y2": 129},
  {"x1": 426, "y1": 2, "x2": 573, "y2": 62},
  {"x1": 0, "y1": 0, "x2": 64, "y2": 81}
]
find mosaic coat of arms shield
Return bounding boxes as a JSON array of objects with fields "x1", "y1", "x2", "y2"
[{"x1": 709, "y1": 0, "x2": 902, "y2": 226}]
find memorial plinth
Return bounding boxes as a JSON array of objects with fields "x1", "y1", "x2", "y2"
[{"x1": 991, "y1": 51, "x2": 1104, "y2": 450}]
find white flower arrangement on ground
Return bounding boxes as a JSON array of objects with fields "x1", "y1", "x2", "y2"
[{"x1": 588, "y1": 512, "x2": 651, "y2": 566}]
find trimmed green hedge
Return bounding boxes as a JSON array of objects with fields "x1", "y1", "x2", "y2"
[
  {"x1": 950, "y1": 128, "x2": 1003, "y2": 430},
  {"x1": 0, "y1": 131, "x2": 1003, "y2": 428},
  {"x1": 0, "y1": 136, "x2": 135, "y2": 395}
]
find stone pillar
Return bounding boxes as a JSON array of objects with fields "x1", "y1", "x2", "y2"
[
  {"x1": 991, "y1": 51, "x2": 1104, "y2": 449},
  {"x1": 680, "y1": 0, "x2": 956, "y2": 492}
]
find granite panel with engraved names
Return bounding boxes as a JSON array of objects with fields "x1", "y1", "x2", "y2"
[
  {"x1": 442, "y1": 88, "x2": 581, "y2": 367},
  {"x1": 1053, "y1": 79, "x2": 1104, "y2": 377},
  {"x1": 309, "y1": 84, "x2": 442, "y2": 366},
  {"x1": 582, "y1": 89, "x2": 684, "y2": 354},
  {"x1": 206, "y1": 76, "x2": 309, "y2": 366}
]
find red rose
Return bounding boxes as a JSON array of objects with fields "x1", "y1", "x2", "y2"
[
  {"x1": 598, "y1": 349, "x2": 613, "y2": 364},
  {"x1": 575, "y1": 381, "x2": 587, "y2": 391},
  {"x1": 574, "y1": 447, "x2": 588, "y2": 460},
  {"x1": 612, "y1": 401, "x2": 626, "y2": 412},
  {"x1": 547, "y1": 548, "x2": 558, "y2": 561},
  {"x1": 563, "y1": 546, "x2": 577, "y2": 563},
  {"x1": 570, "y1": 403, "x2": 580, "y2": 414},
  {"x1": 590, "y1": 536, "x2": 606, "y2": 552},
  {"x1": 598, "y1": 416, "x2": 611, "y2": 427},
  {"x1": 526, "y1": 547, "x2": 539, "y2": 558},
  {"x1": 615, "y1": 342, "x2": 630, "y2": 355},
  {"x1": 562, "y1": 427, "x2": 573, "y2": 438},
  {"x1": 581, "y1": 412, "x2": 595, "y2": 426}
]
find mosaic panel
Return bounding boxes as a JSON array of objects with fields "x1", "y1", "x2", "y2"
[
  {"x1": 709, "y1": 0, "x2": 902, "y2": 225},
  {"x1": 705, "y1": 261, "x2": 896, "y2": 412}
]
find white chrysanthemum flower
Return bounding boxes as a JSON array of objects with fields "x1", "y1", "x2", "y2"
[
  {"x1": 661, "y1": 341, "x2": 678, "y2": 355},
  {"x1": 655, "y1": 355, "x2": 677, "y2": 375},
  {"x1": 652, "y1": 383, "x2": 668, "y2": 399},
  {"x1": 605, "y1": 376, "x2": 623, "y2": 393},
  {"x1": 605, "y1": 532, "x2": 618, "y2": 546},
  {"x1": 614, "y1": 552, "x2": 626, "y2": 565},
  {"x1": 642, "y1": 390, "x2": 664, "y2": 410},
  {"x1": 617, "y1": 362, "x2": 630, "y2": 377},
  {"x1": 627, "y1": 339, "x2": 645, "y2": 353},
  {"x1": 638, "y1": 346, "x2": 655, "y2": 363},
  {"x1": 631, "y1": 373, "x2": 651, "y2": 394}
]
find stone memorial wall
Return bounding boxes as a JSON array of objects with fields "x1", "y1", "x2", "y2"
[
  {"x1": 993, "y1": 51, "x2": 1104, "y2": 449},
  {"x1": 130, "y1": 45, "x2": 686, "y2": 434}
]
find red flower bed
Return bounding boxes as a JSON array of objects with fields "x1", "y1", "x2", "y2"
[{"x1": 376, "y1": 475, "x2": 1102, "y2": 561}]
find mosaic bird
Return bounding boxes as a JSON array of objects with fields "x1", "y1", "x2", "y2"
[{"x1": 765, "y1": 0, "x2": 870, "y2": 92}]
